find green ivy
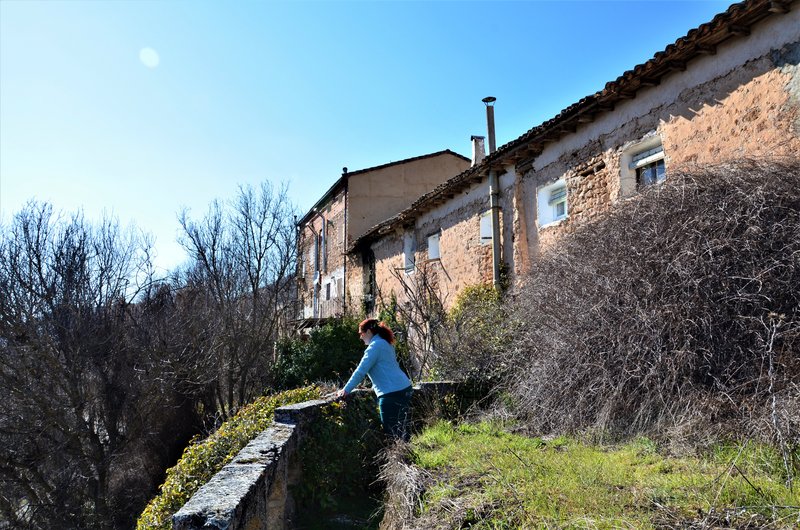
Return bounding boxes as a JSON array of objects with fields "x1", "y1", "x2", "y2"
[
  {"x1": 136, "y1": 386, "x2": 321, "y2": 530},
  {"x1": 294, "y1": 392, "x2": 384, "y2": 512}
]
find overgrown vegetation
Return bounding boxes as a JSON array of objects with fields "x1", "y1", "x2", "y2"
[
  {"x1": 137, "y1": 386, "x2": 320, "y2": 530},
  {"x1": 381, "y1": 421, "x2": 800, "y2": 529},
  {"x1": 273, "y1": 316, "x2": 365, "y2": 390},
  {"x1": 379, "y1": 266, "x2": 510, "y2": 382},
  {"x1": 435, "y1": 283, "x2": 510, "y2": 382},
  {"x1": 0, "y1": 181, "x2": 298, "y2": 529},
  {"x1": 293, "y1": 392, "x2": 385, "y2": 528},
  {"x1": 505, "y1": 160, "x2": 800, "y2": 481}
]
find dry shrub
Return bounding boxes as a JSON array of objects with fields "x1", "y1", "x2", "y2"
[
  {"x1": 506, "y1": 159, "x2": 800, "y2": 462},
  {"x1": 378, "y1": 443, "x2": 432, "y2": 530}
]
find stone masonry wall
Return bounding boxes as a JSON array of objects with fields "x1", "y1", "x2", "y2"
[
  {"x1": 368, "y1": 186, "x2": 497, "y2": 315},
  {"x1": 171, "y1": 383, "x2": 466, "y2": 530},
  {"x1": 519, "y1": 14, "x2": 800, "y2": 257},
  {"x1": 297, "y1": 187, "x2": 348, "y2": 319}
]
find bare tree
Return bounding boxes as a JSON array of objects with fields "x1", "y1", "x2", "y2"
[
  {"x1": 382, "y1": 262, "x2": 449, "y2": 380},
  {"x1": 178, "y1": 181, "x2": 296, "y2": 419},
  {"x1": 0, "y1": 202, "x2": 164, "y2": 528}
]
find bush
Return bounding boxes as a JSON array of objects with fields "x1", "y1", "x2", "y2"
[
  {"x1": 136, "y1": 386, "x2": 320, "y2": 530},
  {"x1": 506, "y1": 160, "x2": 800, "y2": 462},
  {"x1": 293, "y1": 392, "x2": 384, "y2": 513},
  {"x1": 434, "y1": 283, "x2": 511, "y2": 382},
  {"x1": 273, "y1": 316, "x2": 366, "y2": 390}
]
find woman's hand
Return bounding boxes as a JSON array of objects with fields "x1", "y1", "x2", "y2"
[{"x1": 334, "y1": 389, "x2": 348, "y2": 400}]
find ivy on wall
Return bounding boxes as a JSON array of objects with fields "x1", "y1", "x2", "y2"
[
  {"x1": 136, "y1": 387, "x2": 322, "y2": 530},
  {"x1": 294, "y1": 392, "x2": 384, "y2": 512}
]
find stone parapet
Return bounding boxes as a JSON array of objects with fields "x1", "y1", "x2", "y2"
[{"x1": 171, "y1": 382, "x2": 462, "y2": 530}]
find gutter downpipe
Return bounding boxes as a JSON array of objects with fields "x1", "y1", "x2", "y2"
[
  {"x1": 342, "y1": 168, "x2": 348, "y2": 316},
  {"x1": 483, "y1": 96, "x2": 502, "y2": 291},
  {"x1": 310, "y1": 209, "x2": 326, "y2": 319}
]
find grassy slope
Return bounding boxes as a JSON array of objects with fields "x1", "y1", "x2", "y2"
[{"x1": 406, "y1": 421, "x2": 799, "y2": 529}]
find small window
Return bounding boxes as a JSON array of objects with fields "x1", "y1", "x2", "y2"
[
  {"x1": 480, "y1": 211, "x2": 492, "y2": 246},
  {"x1": 631, "y1": 145, "x2": 666, "y2": 187},
  {"x1": 636, "y1": 158, "x2": 666, "y2": 187},
  {"x1": 325, "y1": 283, "x2": 331, "y2": 301},
  {"x1": 620, "y1": 136, "x2": 666, "y2": 196},
  {"x1": 537, "y1": 179, "x2": 568, "y2": 227},
  {"x1": 427, "y1": 233, "x2": 440, "y2": 260}
]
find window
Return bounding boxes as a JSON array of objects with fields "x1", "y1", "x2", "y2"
[
  {"x1": 632, "y1": 145, "x2": 666, "y2": 187},
  {"x1": 325, "y1": 283, "x2": 331, "y2": 301},
  {"x1": 537, "y1": 179, "x2": 568, "y2": 227},
  {"x1": 403, "y1": 231, "x2": 416, "y2": 273},
  {"x1": 427, "y1": 232, "x2": 440, "y2": 260},
  {"x1": 480, "y1": 211, "x2": 492, "y2": 246},
  {"x1": 620, "y1": 135, "x2": 666, "y2": 196}
]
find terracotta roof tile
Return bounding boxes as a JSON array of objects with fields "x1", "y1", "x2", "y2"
[{"x1": 349, "y1": 0, "x2": 793, "y2": 252}]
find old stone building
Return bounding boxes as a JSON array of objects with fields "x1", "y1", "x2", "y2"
[
  {"x1": 294, "y1": 150, "x2": 470, "y2": 328},
  {"x1": 349, "y1": 0, "x2": 800, "y2": 316}
]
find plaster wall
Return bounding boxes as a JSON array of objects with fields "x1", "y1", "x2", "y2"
[
  {"x1": 520, "y1": 10, "x2": 800, "y2": 255},
  {"x1": 347, "y1": 154, "x2": 470, "y2": 244}
]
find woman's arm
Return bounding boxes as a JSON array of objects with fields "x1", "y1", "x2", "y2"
[{"x1": 341, "y1": 343, "x2": 379, "y2": 394}]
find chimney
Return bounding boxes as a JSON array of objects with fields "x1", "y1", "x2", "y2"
[
  {"x1": 482, "y1": 96, "x2": 497, "y2": 154},
  {"x1": 471, "y1": 135, "x2": 486, "y2": 166}
]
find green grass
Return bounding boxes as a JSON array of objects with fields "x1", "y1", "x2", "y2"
[{"x1": 409, "y1": 421, "x2": 800, "y2": 529}]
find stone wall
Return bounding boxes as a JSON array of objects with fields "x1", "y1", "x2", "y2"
[
  {"x1": 171, "y1": 383, "x2": 468, "y2": 530},
  {"x1": 171, "y1": 398, "x2": 328, "y2": 530},
  {"x1": 297, "y1": 186, "x2": 348, "y2": 320},
  {"x1": 520, "y1": 10, "x2": 800, "y2": 254}
]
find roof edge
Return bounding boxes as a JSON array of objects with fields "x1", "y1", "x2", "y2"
[{"x1": 348, "y1": 0, "x2": 795, "y2": 250}]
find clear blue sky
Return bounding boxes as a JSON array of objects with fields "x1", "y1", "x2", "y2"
[{"x1": 1, "y1": 0, "x2": 731, "y2": 273}]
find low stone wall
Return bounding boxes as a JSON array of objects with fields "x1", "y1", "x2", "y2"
[{"x1": 172, "y1": 382, "x2": 467, "y2": 530}]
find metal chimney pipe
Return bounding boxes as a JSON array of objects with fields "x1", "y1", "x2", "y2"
[
  {"x1": 482, "y1": 96, "x2": 497, "y2": 154},
  {"x1": 482, "y1": 96, "x2": 501, "y2": 290}
]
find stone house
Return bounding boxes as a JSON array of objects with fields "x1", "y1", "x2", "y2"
[
  {"x1": 348, "y1": 0, "x2": 800, "y2": 316},
  {"x1": 294, "y1": 150, "x2": 470, "y2": 329}
]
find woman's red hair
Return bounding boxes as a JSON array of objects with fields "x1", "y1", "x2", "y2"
[{"x1": 359, "y1": 318, "x2": 395, "y2": 344}]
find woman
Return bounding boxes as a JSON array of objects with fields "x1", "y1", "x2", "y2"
[{"x1": 336, "y1": 319, "x2": 414, "y2": 441}]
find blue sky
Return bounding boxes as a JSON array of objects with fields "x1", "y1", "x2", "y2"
[{"x1": 1, "y1": 0, "x2": 731, "y2": 273}]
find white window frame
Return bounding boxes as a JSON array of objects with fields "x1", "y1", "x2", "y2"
[
  {"x1": 620, "y1": 134, "x2": 665, "y2": 197},
  {"x1": 537, "y1": 179, "x2": 568, "y2": 228},
  {"x1": 479, "y1": 211, "x2": 492, "y2": 246},
  {"x1": 427, "y1": 232, "x2": 440, "y2": 260}
]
